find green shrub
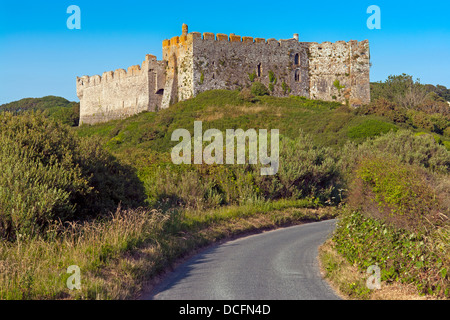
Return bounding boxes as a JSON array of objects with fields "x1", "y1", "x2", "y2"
[
  {"x1": 0, "y1": 134, "x2": 89, "y2": 240},
  {"x1": 256, "y1": 133, "x2": 342, "y2": 204},
  {"x1": 0, "y1": 112, "x2": 145, "y2": 240},
  {"x1": 408, "y1": 110, "x2": 434, "y2": 131},
  {"x1": 333, "y1": 79, "x2": 345, "y2": 92},
  {"x1": 248, "y1": 71, "x2": 256, "y2": 82},
  {"x1": 250, "y1": 82, "x2": 269, "y2": 96},
  {"x1": 238, "y1": 87, "x2": 256, "y2": 102},
  {"x1": 281, "y1": 82, "x2": 290, "y2": 95},
  {"x1": 333, "y1": 208, "x2": 450, "y2": 298},
  {"x1": 443, "y1": 140, "x2": 450, "y2": 151},
  {"x1": 268, "y1": 70, "x2": 276, "y2": 84},
  {"x1": 347, "y1": 119, "x2": 397, "y2": 141},
  {"x1": 143, "y1": 163, "x2": 262, "y2": 210},
  {"x1": 353, "y1": 156, "x2": 439, "y2": 229},
  {"x1": 356, "y1": 98, "x2": 408, "y2": 123},
  {"x1": 142, "y1": 132, "x2": 341, "y2": 210},
  {"x1": 340, "y1": 130, "x2": 450, "y2": 187}
]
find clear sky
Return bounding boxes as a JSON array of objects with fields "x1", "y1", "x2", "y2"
[{"x1": 1, "y1": 0, "x2": 449, "y2": 104}]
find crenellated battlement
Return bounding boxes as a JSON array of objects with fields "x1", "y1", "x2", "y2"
[
  {"x1": 76, "y1": 54, "x2": 161, "y2": 91},
  {"x1": 77, "y1": 23, "x2": 370, "y2": 125},
  {"x1": 162, "y1": 29, "x2": 369, "y2": 52}
]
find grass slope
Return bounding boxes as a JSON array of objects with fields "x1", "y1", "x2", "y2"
[
  {"x1": 0, "y1": 96, "x2": 80, "y2": 126},
  {"x1": 76, "y1": 90, "x2": 407, "y2": 168}
]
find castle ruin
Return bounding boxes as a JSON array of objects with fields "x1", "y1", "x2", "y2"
[{"x1": 76, "y1": 24, "x2": 370, "y2": 125}]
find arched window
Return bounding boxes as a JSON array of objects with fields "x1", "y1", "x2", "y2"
[
  {"x1": 294, "y1": 54, "x2": 299, "y2": 65},
  {"x1": 257, "y1": 63, "x2": 261, "y2": 77}
]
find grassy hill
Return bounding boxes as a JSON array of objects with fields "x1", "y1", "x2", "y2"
[
  {"x1": 76, "y1": 89, "x2": 449, "y2": 167},
  {"x1": 0, "y1": 96, "x2": 80, "y2": 126}
]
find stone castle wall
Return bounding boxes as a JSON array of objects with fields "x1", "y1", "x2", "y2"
[
  {"x1": 189, "y1": 32, "x2": 310, "y2": 98},
  {"x1": 77, "y1": 24, "x2": 370, "y2": 125},
  {"x1": 308, "y1": 40, "x2": 370, "y2": 106},
  {"x1": 76, "y1": 55, "x2": 165, "y2": 125}
]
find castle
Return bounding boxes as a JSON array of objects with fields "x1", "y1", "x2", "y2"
[{"x1": 76, "y1": 24, "x2": 370, "y2": 125}]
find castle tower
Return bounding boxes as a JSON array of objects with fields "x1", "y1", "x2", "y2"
[{"x1": 182, "y1": 23, "x2": 188, "y2": 36}]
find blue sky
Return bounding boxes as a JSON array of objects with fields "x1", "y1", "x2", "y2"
[{"x1": 1, "y1": 0, "x2": 449, "y2": 104}]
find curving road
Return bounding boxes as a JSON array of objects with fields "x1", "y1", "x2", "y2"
[{"x1": 143, "y1": 219, "x2": 340, "y2": 300}]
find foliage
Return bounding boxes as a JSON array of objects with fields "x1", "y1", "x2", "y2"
[
  {"x1": 0, "y1": 112, "x2": 145, "y2": 240},
  {"x1": 357, "y1": 96, "x2": 449, "y2": 137},
  {"x1": 0, "y1": 96, "x2": 80, "y2": 126},
  {"x1": 333, "y1": 208, "x2": 450, "y2": 298},
  {"x1": 268, "y1": 70, "x2": 277, "y2": 84},
  {"x1": 347, "y1": 119, "x2": 397, "y2": 141},
  {"x1": 355, "y1": 98, "x2": 408, "y2": 123},
  {"x1": 424, "y1": 84, "x2": 450, "y2": 102},
  {"x1": 353, "y1": 156, "x2": 440, "y2": 229},
  {"x1": 370, "y1": 74, "x2": 428, "y2": 108},
  {"x1": 281, "y1": 81, "x2": 290, "y2": 95},
  {"x1": 238, "y1": 87, "x2": 256, "y2": 102},
  {"x1": 250, "y1": 82, "x2": 269, "y2": 96},
  {"x1": 340, "y1": 130, "x2": 450, "y2": 177},
  {"x1": 333, "y1": 79, "x2": 345, "y2": 92},
  {"x1": 248, "y1": 71, "x2": 256, "y2": 82},
  {"x1": 141, "y1": 133, "x2": 342, "y2": 211},
  {"x1": 256, "y1": 134, "x2": 342, "y2": 204}
]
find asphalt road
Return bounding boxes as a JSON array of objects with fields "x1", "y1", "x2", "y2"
[{"x1": 144, "y1": 219, "x2": 340, "y2": 300}]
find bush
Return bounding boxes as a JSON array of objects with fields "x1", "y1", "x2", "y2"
[
  {"x1": 347, "y1": 119, "x2": 397, "y2": 141},
  {"x1": 370, "y1": 74, "x2": 427, "y2": 108},
  {"x1": 250, "y1": 82, "x2": 269, "y2": 96},
  {"x1": 0, "y1": 134, "x2": 90, "y2": 240},
  {"x1": 0, "y1": 112, "x2": 145, "y2": 240},
  {"x1": 408, "y1": 110, "x2": 434, "y2": 131},
  {"x1": 238, "y1": 87, "x2": 256, "y2": 103},
  {"x1": 350, "y1": 156, "x2": 440, "y2": 230},
  {"x1": 356, "y1": 98, "x2": 407, "y2": 123},
  {"x1": 333, "y1": 208, "x2": 450, "y2": 298},
  {"x1": 255, "y1": 133, "x2": 342, "y2": 204},
  {"x1": 416, "y1": 99, "x2": 450, "y2": 117},
  {"x1": 340, "y1": 130, "x2": 450, "y2": 178},
  {"x1": 142, "y1": 132, "x2": 342, "y2": 210}
]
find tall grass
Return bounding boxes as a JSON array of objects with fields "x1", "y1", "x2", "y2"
[{"x1": 0, "y1": 200, "x2": 335, "y2": 300}]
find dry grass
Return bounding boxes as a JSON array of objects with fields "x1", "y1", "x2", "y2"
[
  {"x1": 0, "y1": 201, "x2": 336, "y2": 300},
  {"x1": 0, "y1": 208, "x2": 168, "y2": 300}
]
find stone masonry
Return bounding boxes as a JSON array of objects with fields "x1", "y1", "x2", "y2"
[{"x1": 77, "y1": 24, "x2": 370, "y2": 125}]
